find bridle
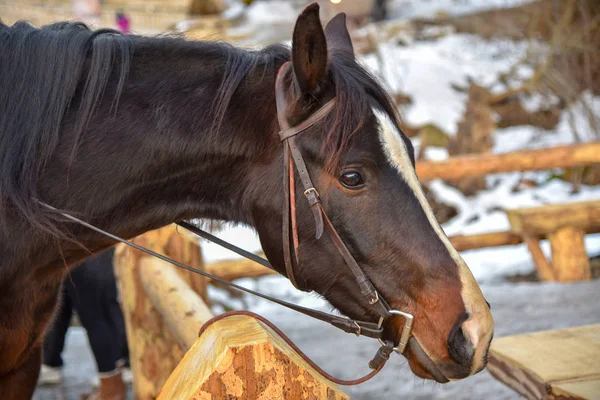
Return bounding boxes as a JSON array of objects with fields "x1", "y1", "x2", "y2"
[
  {"x1": 39, "y1": 62, "x2": 415, "y2": 384},
  {"x1": 275, "y1": 62, "x2": 413, "y2": 352}
]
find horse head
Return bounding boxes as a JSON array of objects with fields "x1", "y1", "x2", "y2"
[{"x1": 250, "y1": 4, "x2": 494, "y2": 382}]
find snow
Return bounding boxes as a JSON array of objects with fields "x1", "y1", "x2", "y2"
[
  {"x1": 199, "y1": 223, "x2": 263, "y2": 263},
  {"x1": 387, "y1": 0, "x2": 535, "y2": 20},
  {"x1": 361, "y1": 34, "x2": 531, "y2": 135}
]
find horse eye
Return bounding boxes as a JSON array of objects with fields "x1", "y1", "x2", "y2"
[{"x1": 340, "y1": 171, "x2": 364, "y2": 188}]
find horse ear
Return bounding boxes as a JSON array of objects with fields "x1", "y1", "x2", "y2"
[
  {"x1": 325, "y1": 13, "x2": 354, "y2": 57},
  {"x1": 292, "y1": 3, "x2": 328, "y2": 96}
]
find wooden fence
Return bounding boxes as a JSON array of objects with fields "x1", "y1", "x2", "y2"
[{"x1": 114, "y1": 225, "x2": 349, "y2": 399}]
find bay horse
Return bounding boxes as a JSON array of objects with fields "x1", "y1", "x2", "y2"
[{"x1": 0, "y1": 4, "x2": 493, "y2": 398}]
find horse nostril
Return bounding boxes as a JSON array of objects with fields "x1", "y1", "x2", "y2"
[{"x1": 448, "y1": 313, "x2": 474, "y2": 366}]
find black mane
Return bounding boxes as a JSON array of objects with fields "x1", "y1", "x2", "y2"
[
  {"x1": 0, "y1": 20, "x2": 398, "y2": 236},
  {"x1": 0, "y1": 21, "x2": 132, "y2": 235}
]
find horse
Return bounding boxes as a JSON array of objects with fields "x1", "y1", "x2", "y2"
[{"x1": 0, "y1": 4, "x2": 494, "y2": 398}]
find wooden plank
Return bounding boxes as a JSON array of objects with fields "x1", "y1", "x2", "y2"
[
  {"x1": 488, "y1": 325, "x2": 600, "y2": 400},
  {"x1": 505, "y1": 200, "x2": 600, "y2": 236},
  {"x1": 158, "y1": 315, "x2": 350, "y2": 400},
  {"x1": 554, "y1": 379, "x2": 600, "y2": 399},
  {"x1": 416, "y1": 142, "x2": 600, "y2": 181}
]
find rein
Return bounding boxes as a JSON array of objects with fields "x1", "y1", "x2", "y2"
[
  {"x1": 41, "y1": 203, "x2": 391, "y2": 383},
  {"x1": 38, "y1": 62, "x2": 416, "y2": 385}
]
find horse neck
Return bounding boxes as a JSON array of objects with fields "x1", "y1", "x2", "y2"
[{"x1": 41, "y1": 40, "x2": 286, "y2": 252}]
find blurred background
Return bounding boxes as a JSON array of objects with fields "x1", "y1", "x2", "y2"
[{"x1": 5, "y1": 0, "x2": 597, "y2": 399}]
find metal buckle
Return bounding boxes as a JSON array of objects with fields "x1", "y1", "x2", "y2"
[
  {"x1": 368, "y1": 290, "x2": 379, "y2": 305},
  {"x1": 304, "y1": 187, "x2": 319, "y2": 197},
  {"x1": 377, "y1": 309, "x2": 414, "y2": 354}
]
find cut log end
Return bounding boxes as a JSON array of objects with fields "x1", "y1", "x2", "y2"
[{"x1": 158, "y1": 315, "x2": 350, "y2": 400}]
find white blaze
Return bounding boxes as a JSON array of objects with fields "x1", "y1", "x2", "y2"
[{"x1": 374, "y1": 108, "x2": 494, "y2": 375}]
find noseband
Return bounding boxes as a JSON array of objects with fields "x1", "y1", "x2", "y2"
[{"x1": 38, "y1": 62, "x2": 416, "y2": 384}]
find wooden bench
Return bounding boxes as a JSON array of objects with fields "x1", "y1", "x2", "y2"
[
  {"x1": 505, "y1": 200, "x2": 600, "y2": 281},
  {"x1": 488, "y1": 325, "x2": 600, "y2": 400}
]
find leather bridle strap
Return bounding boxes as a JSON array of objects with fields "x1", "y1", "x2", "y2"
[
  {"x1": 199, "y1": 311, "x2": 391, "y2": 386},
  {"x1": 275, "y1": 62, "x2": 390, "y2": 320},
  {"x1": 275, "y1": 64, "x2": 332, "y2": 290},
  {"x1": 37, "y1": 204, "x2": 394, "y2": 384}
]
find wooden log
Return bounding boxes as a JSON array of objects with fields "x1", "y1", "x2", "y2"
[
  {"x1": 523, "y1": 235, "x2": 555, "y2": 281},
  {"x1": 548, "y1": 227, "x2": 591, "y2": 281},
  {"x1": 114, "y1": 225, "x2": 209, "y2": 400},
  {"x1": 449, "y1": 231, "x2": 523, "y2": 251},
  {"x1": 188, "y1": 0, "x2": 225, "y2": 15},
  {"x1": 415, "y1": 142, "x2": 600, "y2": 181},
  {"x1": 201, "y1": 226, "x2": 600, "y2": 283},
  {"x1": 201, "y1": 231, "x2": 523, "y2": 281},
  {"x1": 204, "y1": 254, "x2": 276, "y2": 282},
  {"x1": 139, "y1": 257, "x2": 214, "y2": 350},
  {"x1": 158, "y1": 314, "x2": 350, "y2": 400},
  {"x1": 505, "y1": 200, "x2": 600, "y2": 237},
  {"x1": 488, "y1": 324, "x2": 600, "y2": 400}
]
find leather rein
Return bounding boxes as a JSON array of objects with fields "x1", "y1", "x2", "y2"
[{"x1": 39, "y1": 62, "x2": 415, "y2": 385}]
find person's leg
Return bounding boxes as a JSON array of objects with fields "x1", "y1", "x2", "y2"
[
  {"x1": 69, "y1": 249, "x2": 122, "y2": 374},
  {"x1": 38, "y1": 283, "x2": 73, "y2": 385},
  {"x1": 42, "y1": 284, "x2": 72, "y2": 368},
  {"x1": 69, "y1": 249, "x2": 126, "y2": 400}
]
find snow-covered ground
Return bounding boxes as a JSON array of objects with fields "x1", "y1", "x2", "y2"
[
  {"x1": 35, "y1": 278, "x2": 600, "y2": 400},
  {"x1": 235, "y1": 278, "x2": 600, "y2": 400},
  {"x1": 387, "y1": 0, "x2": 535, "y2": 20}
]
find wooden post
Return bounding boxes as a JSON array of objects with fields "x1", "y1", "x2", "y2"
[
  {"x1": 114, "y1": 225, "x2": 209, "y2": 400},
  {"x1": 522, "y1": 235, "x2": 555, "y2": 281},
  {"x1": 139, "y1": 257, "x2": 213, "y2": 350},
  {"x1": 158, "y1": 314, "x2": 350, "y2": 400},
  {"x1": 548, "y1": 227, "x2": 591, "y2": 281}
]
